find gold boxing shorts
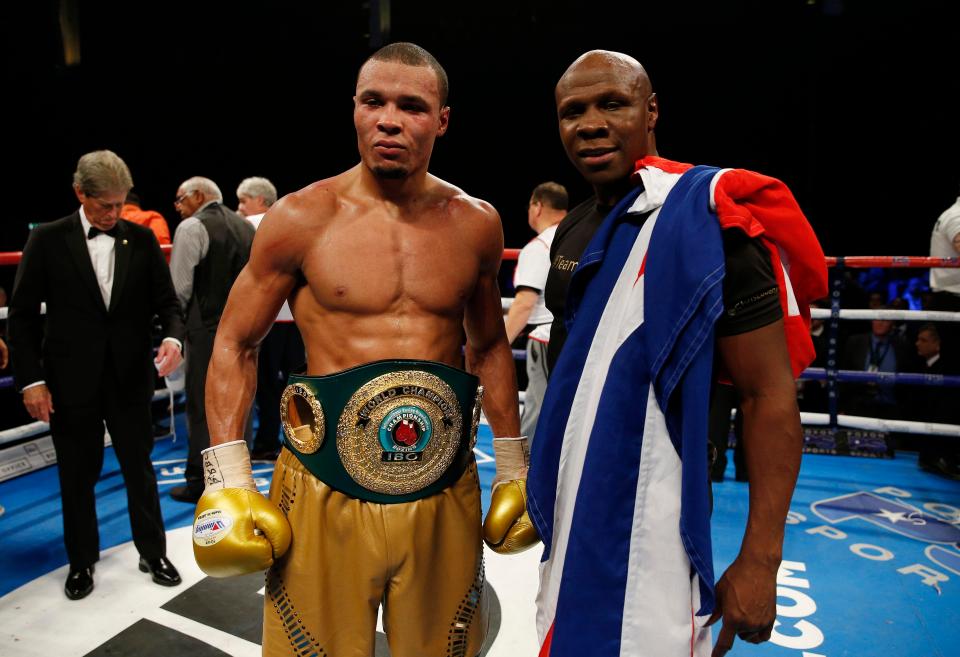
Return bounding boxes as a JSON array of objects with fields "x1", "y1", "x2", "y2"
[{"x1": 262, "y1": 448, "x2": 488, "y2": 657}]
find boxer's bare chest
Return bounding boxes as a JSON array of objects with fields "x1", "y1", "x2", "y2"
[{"x1": 299, "y1": 205, "x2": 481, "y2": 318}]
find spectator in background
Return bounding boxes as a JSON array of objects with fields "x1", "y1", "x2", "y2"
[
  {"x1": 858, "y1": 267, "x2": 885, "y2": 297},
  {"x1": 235, "y1": 176, "x2": 304, "y2": 461},
  {"x1": 236, "y1": 176, "x2": 277, "y2": 229},
  {"x1": 888, "y1": 296, "x2": 911, "y2": 341},
  {"x1": 912, "y1": 324, "x2": 959, "y2": 479},
  {"x1": 504, "y1": 181, "x2": 568, "y2": 441},
  {"x1": 840, "y1": 311, "x2": 912, "y2": 419},
  {"x1": 121, "y1": 191, "x2": 171, "y2": 245},
  {"x1": 168, "y1": 176, "x2": 255, "y2": 502},
  {"x1": 929, "y1": 186, "x2": 960, "y2": 366},
  {"x1": 902, "y1": 277, "x2": 927, "y2": 311}
]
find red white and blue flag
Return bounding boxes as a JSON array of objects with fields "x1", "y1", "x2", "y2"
[{"x1": 527, "y1": 158, "x2": 826, "y2": 657}]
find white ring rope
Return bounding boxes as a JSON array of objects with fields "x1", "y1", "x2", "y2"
[
  {"x1": 4, "y1": 302, "x2": 957, "y2": 322},
  {"x1": 811, "y1": 308, "x2": 960, "y2": 322},
  {"x1": 0, "y1": 386, "x2": 175, "y2": 447},
  {"x1": 799, "y1": 412, "x2": 960, "y2": 437}
]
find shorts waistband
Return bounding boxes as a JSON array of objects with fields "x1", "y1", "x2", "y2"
[{"x1": 280, "y1": 359, "x2": 482, "y2": 504}]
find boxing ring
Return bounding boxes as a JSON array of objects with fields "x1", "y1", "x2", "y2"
[{"x1": 0, "y1": 247, "x2": 959, "y2": 657}]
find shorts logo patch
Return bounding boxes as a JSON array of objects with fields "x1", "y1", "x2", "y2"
[{"x1": 193, "y1": 509, "x2": 234, "y2": 547}]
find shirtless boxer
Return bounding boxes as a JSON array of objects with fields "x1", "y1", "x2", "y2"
[{"x1": 189, "y1": 42, "x2": 535, "y2": 657}]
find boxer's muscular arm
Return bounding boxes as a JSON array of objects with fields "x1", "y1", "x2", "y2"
[
  {"x1": 206, "y1": 194, "x2": 310, "y2": 446},
  {"x1": 471, "y1": 205, "x2": 538, "y2": 555},
  {"x1": 464, "y1": 204, "x2": 521, "y2": 439},
  {"x1": 710, "y1": 318, "x2": 801, "y2": 656}
]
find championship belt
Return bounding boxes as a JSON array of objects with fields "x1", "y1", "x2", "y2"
[{"x1": 279, "y1": 360, "x2": 484, "y2": 504}]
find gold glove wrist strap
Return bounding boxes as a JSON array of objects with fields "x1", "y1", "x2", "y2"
[
  {"x1": 201, "y1": 440, "x2": 258, "y2": 493},
  {"x1": 492, "y1": 436, "x2": 529, "y2": 488}
]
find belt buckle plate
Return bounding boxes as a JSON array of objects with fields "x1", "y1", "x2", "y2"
[{"x1": 337, "y1": 370, "x2": 464, "y2": 495}]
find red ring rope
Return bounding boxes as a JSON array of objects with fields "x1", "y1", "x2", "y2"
[{"x1": 1, "y1": 249, "x2": 958, "y2": 268}]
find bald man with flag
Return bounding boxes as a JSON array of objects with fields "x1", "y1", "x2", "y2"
[{"x1": 484, "y1": 50, "x2": 827, "y2": 657}]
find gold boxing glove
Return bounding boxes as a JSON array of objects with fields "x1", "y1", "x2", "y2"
[
  {"x1": 482, "y1": 436, "x2": 539, "y2": 554},
  {"x1": 192, "y1": 440, "x2": 292, "y2": 577}
]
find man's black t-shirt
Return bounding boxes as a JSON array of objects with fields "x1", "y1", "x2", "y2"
[
  {"x1": 544, "y1": 198, "x2": 612, "y2": 371},
  {"x1": 544, "y1": 196, "x2": 783, "y2": 373}
]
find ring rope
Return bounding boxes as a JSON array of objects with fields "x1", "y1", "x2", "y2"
[
  {"x1": 0, "y1": 386, "x2": 176, "y2": 448},
  {"x1": 800, "y1": 367, "x2": 960, "y2": 387},
  {"x1": 823, "y1": 256, "x2": 960, "y2": 268},
  {"x1": 799, "y1": 412, "x2": 960, "y2": 437},
  {"x1": 2, "y1": 250, "x2": 959, "y2": 268},
  {"x1": 811, "y1": 308, "x2": 960, "y2": 322}
]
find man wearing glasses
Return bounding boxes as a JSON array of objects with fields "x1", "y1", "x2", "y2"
[
  {"x1": 168, "y1": 176, "x2": 255, "y2": 503},
  {"x1": 8, "y1": 150, "x2": 185, "y2": 599}
]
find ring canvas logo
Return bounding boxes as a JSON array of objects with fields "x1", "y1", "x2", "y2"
[
  {"x1": 792, "y1": 485, "x2": 960, "y2": 593},
  {"x1": 193, "y1": 509, "x2": 234, "y2": 547}
]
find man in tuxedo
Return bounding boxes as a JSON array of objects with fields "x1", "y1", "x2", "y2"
[
  {"x1": 168, "y1": 176, "x2": 255, "y2": 502},
  {"x1": 8, "y1": 150, "x2": 185, "y2": 600}
]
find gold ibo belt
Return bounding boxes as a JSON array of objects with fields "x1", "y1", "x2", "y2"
[{"x1": 280, "y1": 360, "x2": 483, "y2": 503}]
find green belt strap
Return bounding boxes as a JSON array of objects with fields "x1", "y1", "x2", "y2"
[{"x1": 281, "y1": 359, "x2": 480, "y2": 504}]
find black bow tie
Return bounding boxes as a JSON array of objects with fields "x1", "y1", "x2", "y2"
[{"x1": 87, "y1": 225, "x2": 119, "y2": 239}]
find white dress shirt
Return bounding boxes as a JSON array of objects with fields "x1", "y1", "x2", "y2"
[{"x1": 80, "y1": 207, "x2": 116, "y2": 308}]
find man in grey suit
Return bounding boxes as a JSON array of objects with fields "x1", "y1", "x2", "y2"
[{"x1": 168, "y1": 176, "x2": 255, "y2": 502}]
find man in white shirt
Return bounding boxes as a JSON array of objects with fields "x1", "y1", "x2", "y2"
[
  {"x1": 929, "y1": 190, "x2": 960, "y2": 366},
  {"x1": 504, "y1": 182, "x2": 568, "y2": 440},
  {"x1": 235, "y1": 176, "x2": 305, "y2": 460}
]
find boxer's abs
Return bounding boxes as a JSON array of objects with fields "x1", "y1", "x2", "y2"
[{"x1": 291, "y1": 296, "x2": 470, "y2": 376}]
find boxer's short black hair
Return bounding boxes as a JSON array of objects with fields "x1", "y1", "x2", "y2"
[{"x1": 363, "y1": 42, "x2": 449, "y2": 106}]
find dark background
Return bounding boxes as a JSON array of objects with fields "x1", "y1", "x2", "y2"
[{"x1": 2, "y1": 0, "x2": 958, "y2": 296}]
